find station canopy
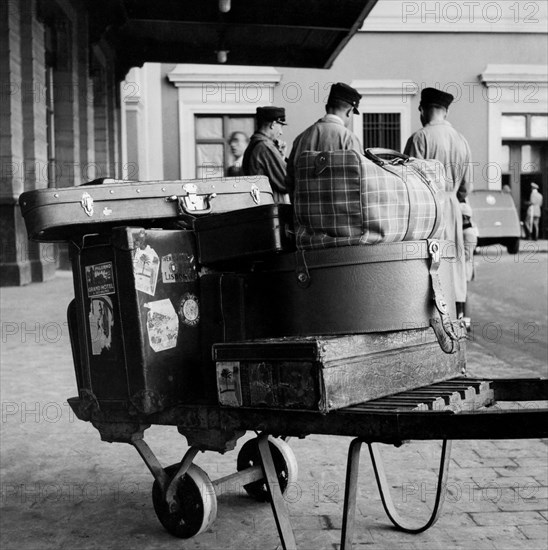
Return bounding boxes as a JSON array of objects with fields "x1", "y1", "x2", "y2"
[{"x1": 87, "y1": 0, "x2": 378, "y2": 75}]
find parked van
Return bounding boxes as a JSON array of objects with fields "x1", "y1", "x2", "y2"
[{"x1": 467, "y1": 190, "x2": 521, "y2": 254}]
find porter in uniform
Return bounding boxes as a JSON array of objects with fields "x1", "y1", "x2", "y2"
[
  {"x1": 404, "y1": 87, "x2": 472, "y2": 317},
  {"x1": 242, "y1": 107, "x2": 289, "y2": 203},
  {"x1": 286, "y1": 82, "x2": 363, "y2": 198}
]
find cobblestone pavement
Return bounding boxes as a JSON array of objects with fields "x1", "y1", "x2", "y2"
[{"x1": 1, "y1": 246, "x2": 547, "y2": 550}]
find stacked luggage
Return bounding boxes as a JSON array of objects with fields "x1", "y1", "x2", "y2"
[
  {"x1": 210, "y1": 149, "x2": 465, "y2": 411},
  {"x1": 19, "y1": 151, "x2": 465, "y2": 416},
  {"x1": 20, "y1": 176, "x2": 281, "y2": 414}
]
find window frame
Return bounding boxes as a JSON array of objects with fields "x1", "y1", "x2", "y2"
[
  {"x1": 194, "y1": 114, "x2": 255, "y2": 178},
  {"x1": 501, "y1": 113, "x2": 548, "y2": 141},
  {"x1": 167, "y1": 65, "x2": 281, "y2": 179},
  {"x1": 350, "y1": 80, "x2": 417, "y2": 153},
  {"x1": 362, "y1": 112, "x2": 402, "y2": 151}
]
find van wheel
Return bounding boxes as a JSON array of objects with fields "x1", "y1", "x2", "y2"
[{"x1": 506, "y1": 238, "x2": 520, "y2": 254}]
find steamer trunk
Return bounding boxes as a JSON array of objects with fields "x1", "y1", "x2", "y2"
[
  {"x1": 213, "y1": 329, "x2": 466, "y2": 413},
  {"x1": 68, "y1": 227, "x2": 203, "y2": 414}
]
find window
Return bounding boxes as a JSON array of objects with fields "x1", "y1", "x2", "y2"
[
  {"x1": 195, "y1": 115, "x2": 254, "y2": 178},
  {"x1": 531, "y1": 116, "x2": 548, "y2": 139},
  {"x1": 168, "y1": 65, "x2": 281, "y2": 179},
  {"x1": 501, "y1": 115, "x2": 526, "y2": 139},
  {"x1": 363, "y1": 113, "x2": 401, "y2": 150},
  {"x1": 501, "y1": 114, "x2": 548, "y2": 140},
  {"x1": 350, "y1": 80, "x2": 416, "y2": 152}
]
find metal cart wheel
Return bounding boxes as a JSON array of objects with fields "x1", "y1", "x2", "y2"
[
  {"x1": 236, "y1": 436, "x2": 298, "y2": 502},
  {"x1": 152, "y1": 462, "x2": 217, "y2": 539}
]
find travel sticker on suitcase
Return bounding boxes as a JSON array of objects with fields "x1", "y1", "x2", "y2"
[
  {"x1": 85, "y1": 262, "x2": 115, "y2": 297},
  {"x1": 177, "y1": 292, "x2": 200, "y2": 327},
  {"x1": 88, "y1": 296, "x2": 114, "y2": 355},
  {"x1": 161, "y1": 253, "x2": 197, "y2": 284},
  {"x1": 144, "y1": 299, "x2": 178, "y2": 352},
  {"x1": 133, "y1": 245, "x2": 160, "y2": 296},
  {"x1": 216, "y1": 362, "x2": 242, "y2": 407}
]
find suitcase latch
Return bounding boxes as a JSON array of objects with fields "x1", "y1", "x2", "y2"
[
  {"x1": 250, "y1": 183, "x2": 261, "y2": 205},
  {"x1": 172, "y1": 184, "x2": 217, "y2": 215},
  {"x1": 80, "y1": 192, "x2": 94, "y2": 217}
]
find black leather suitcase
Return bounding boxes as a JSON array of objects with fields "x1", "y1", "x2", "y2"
[
  {"x1": 244, "y1": 240, "x2": 458, "y2": 341},
  {"x1": 19, "y1": 176, "x2": 273, "y2": 242},
  {"x1": 194, "y1": 204, "x2": 295, "y2": 266},
  {"x1": 68, "y1": 226, "x2": 203, "y2": 415},
  {"x1": 213, "y1": 329, "x2": 466, "y2": 412},
  {"x1": 198, "y1": 272, "x2": 249, "y2": 403}
]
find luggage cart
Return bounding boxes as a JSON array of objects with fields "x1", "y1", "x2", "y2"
[
  {"x1": 67, "y1": 376, "x2": 548, "y2": 550},
  {"x1": 18, "y1": 189, "x2": 547, "y2": 548}
]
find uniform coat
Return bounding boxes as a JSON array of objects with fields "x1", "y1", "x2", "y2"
[
  {"x1": 242, "y1": 131, "x2": 289, "y2": 203},
  {"x1": 404, "y1": 120, "x2": 471, "y2": 302},
  {"x1": 286, "y1": 114, "x2": 363, "y2": 196}
]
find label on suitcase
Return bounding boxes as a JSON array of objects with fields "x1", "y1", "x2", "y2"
[
  {"x1": 19, "y1": 176, "x2": 273, "y2": 242},
  {"x1": 194, "y1": 204, "x2": 296, "y2": 265},
  {"x1": 70, "y1": 227, "x2": 203, "y2": 414},
  {"x1": 213, "y1": 329, "x2": 466, "y2": 413}
]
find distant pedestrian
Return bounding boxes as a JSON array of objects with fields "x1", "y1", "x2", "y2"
[
  {"x1": 525, "y1": 182, "x2": 543, "y2": 241},
  {"x1": 242, "y1": 107, "x2": 289, "y2": 203},
  {"x1": 226, "y1": 131, "x2": 249, "y2": 177},
  {"x1": 404, "y1": 87, "x2": 472, "y2": 319}
]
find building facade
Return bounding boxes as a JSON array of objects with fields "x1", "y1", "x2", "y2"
[
  {"x1": 125, "y1": 0, "x2": 547, "y2": 235},
  {"x1": 1, "y1": 0, "x2": 124, "y2": 286},
  {"x1": 2, "y1": 1, "x2": 547, "y2": 286}
]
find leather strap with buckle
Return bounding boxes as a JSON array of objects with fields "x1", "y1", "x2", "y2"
[{"x1": 427, "y1": 239, "x2": 463, "y2": 354}]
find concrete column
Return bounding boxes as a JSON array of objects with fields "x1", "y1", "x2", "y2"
[
  {"x1": 0, "y1": 0, "x2": 32, "y2": 286},
  {"x1": 91, "y1": 44, "x2": 124, "y2": 180},
  {"x1": 113, "y1": 73, "x2": 123, "y2": 180},
  {"x1": 77, "y1": 8, "x2": 95, "y2": 183},
  {"x1": 51, "y1": 11, "x2": 81, "y2": 269},
  {"x1": 53, "y1": 15, "x2": 81, "y2": 189},
  {"x1": 108, "y1": 68, "x2": 119, "y2": 178},
  {"x1": 92, "y1": 62, "x2": 112, "y2": 179},
  {"x1": 21, "y1": 0, "x2": 56, "y2": 282}
]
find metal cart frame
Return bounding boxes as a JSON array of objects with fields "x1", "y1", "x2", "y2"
[{"x1": 68, "y1": 376, "x2": 548, "y2": 550}]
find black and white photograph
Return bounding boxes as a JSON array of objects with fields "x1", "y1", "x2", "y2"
[{"x1": 1, "y1": 1, "x2": 547, "y2": 549}]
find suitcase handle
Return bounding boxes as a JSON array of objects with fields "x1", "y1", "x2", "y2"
[
  {"x1": 166, "y1": 194, "x2": 217, "y2": 216},
  {"x1": 179, "y1": 195, "x2": 216, "y2": 215},
  {"x1": 364, "y1": 148, "x2": 410, "y2": 166}
]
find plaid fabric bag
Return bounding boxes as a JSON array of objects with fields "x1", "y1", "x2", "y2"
[{"x1": 294, "y1": 149, "x2": 445, "y2": 249}]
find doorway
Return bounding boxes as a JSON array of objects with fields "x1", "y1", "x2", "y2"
[{"x1": 502, "y1": 141, "x2": 547, "y2": 239}]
